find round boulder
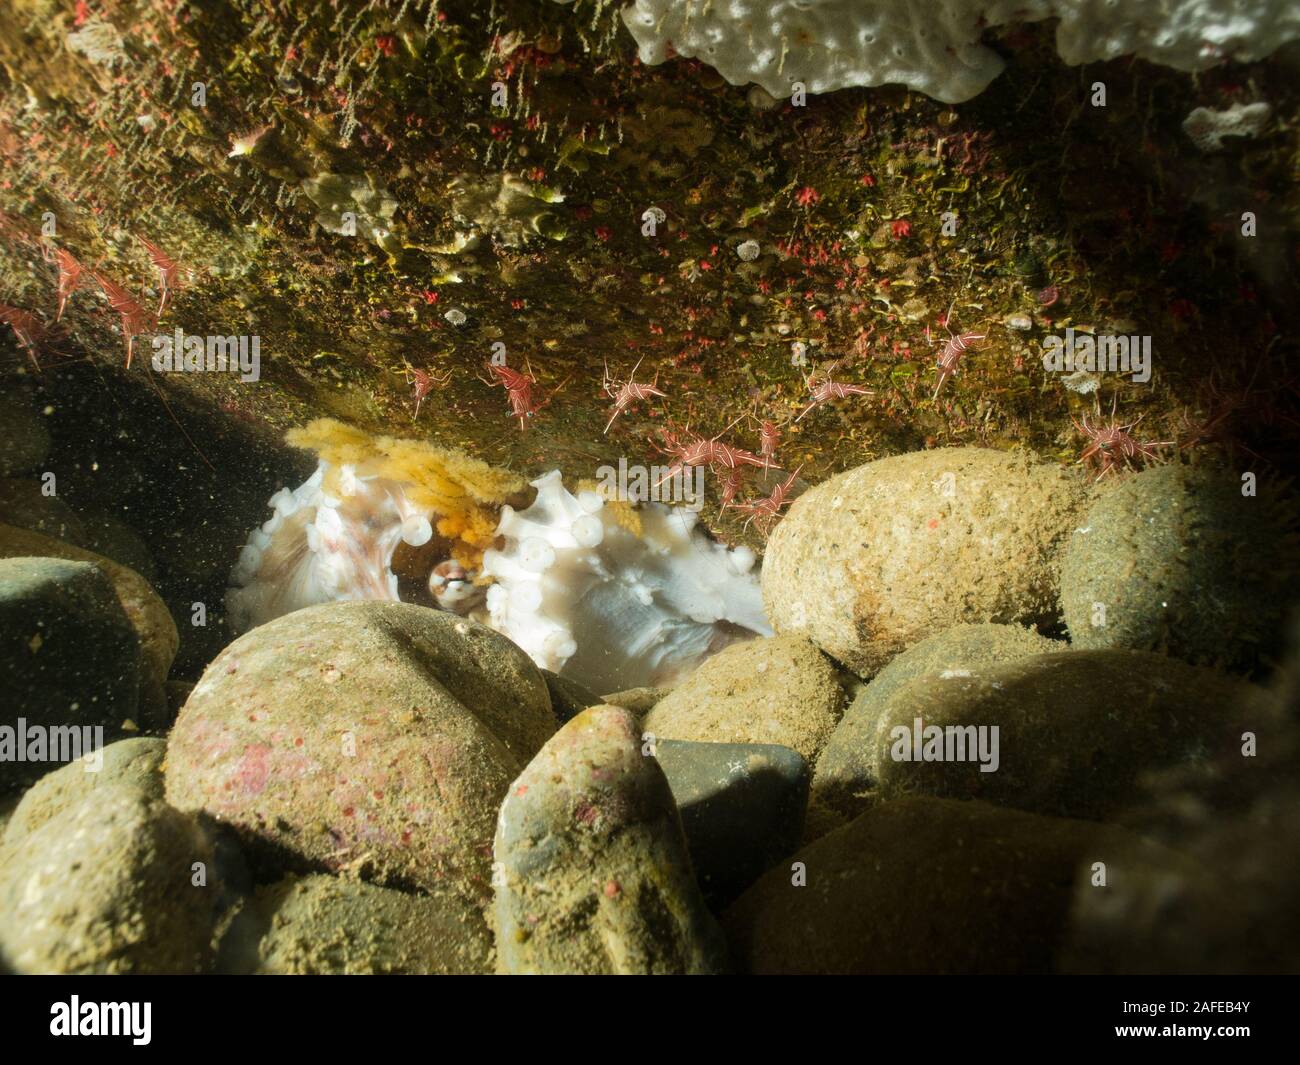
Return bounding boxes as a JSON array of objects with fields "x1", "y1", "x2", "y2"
[
  {"x1": 0, "y1": 556, "x2": 140, "y2": 789},
  {"x1": 0, "y1": 524, "x2": 178, "y2": 724},
  {"x1": 723, "y1": 796, "x2": 1169, "y2": 974},
  {"x1": 165, "y1": 601, "x2": 555, "y2": 904},
  {"x1": 842, "y1": 648, "x2": 1271, "y2": 821},
  {"x1": 1060, "y1": 464, "x2": 1298, "y2": 673},
  {"x1": 762, "y1": 448, "x2": 1087, "y2": 677},
  {"x1": 218, "y1": 874, "x2": 493, "y2": 974},
  {"x1": 643, "y1": 635, "x2": 846, "y2": 763},
  {"x1": 2, "y1": 736, "x2": 166, "y2": 844},
  {"x1": 0, "y1": 784, "x2": 215, "y2": 973},
  {"x1": 814, "y1": 623, "x2": 1063, "y2": 815}
]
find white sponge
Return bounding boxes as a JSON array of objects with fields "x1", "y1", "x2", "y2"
[{"x1": 609, "y1": 1, "x2": 1299, "y2": 103}]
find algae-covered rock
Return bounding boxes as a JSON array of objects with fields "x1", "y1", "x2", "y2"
[
  {"x1": 493, "y1": 704, "x2": 728, "y2": 974},
  {"x1": 723, "y1": 796, "x2": 1160, "y2": 974},
  {"x1": 1060, "y1": 465, "x2": 1298, "y2": 673},
  {"x1": 219, "y1": 874, "x2": 493, "y2": 975},
  {"x1": 165, "y1": 601, "x2": 554, "y2": 903},
  {"x1": 0, "y1": 479, "x2": 88, "y2": 546},
  {"x1": 644, "y1": 635, "x2": 845, "y2": 762},
  {"x1": 762, "y1": 448, "x2": 1088, "y2": 677},
  {"x1": 0, "y1": 557, "x2": 139, "y2": 789},
  {"x1": 655, "y1": 738, "x2": 809, "y2": 908},
  {"x1": 0, "y1": 524, "x2": 177, "y2": 723},
  {"x1": 842, "y1": 649, "x2": 1269, "y2": 821},
  {"x1": 814, "y1": 623, "x2": 1063, "y2": 816},
  {"x1": 0, "y1": 784, "x2": 215, "y2": 973},
  {"x1": 0, "y1": 397, "x2": 50, "y2": 477},
  {"x1": 1060, "y1": 669, "x2": 1300, "y2": 974},
  {"x1": 74, "y1": 504, "x2": 158, "y2": 584},
  {"x1": 2, "y1": 736, "x2": 166, "y2": 844}
]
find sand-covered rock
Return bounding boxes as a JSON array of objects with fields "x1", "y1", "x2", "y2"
[
  {"x1": 601, "y1": 685, "x2": 671, "y2": 716},
  {"x1": 1060, "y1": 465, "x2": 1298, "y2": 673},
  {"x1": 0, "y1": 524, "x2": 177, "y2": 723},
  {"x1": 218, "y1": 874, "x2": 493, "y2": 975},
  {"x1": 493, "y1": 704, "x2": 728, "y2": 974},
  {"x1": 2, "y1": 737, "x2": 166, "y2": 844},
  {"x1": 723, "y1": 796, "x2": 1160, "y2": 974},
  {"x1": 814, "y1": 623, "x2": 1063, "y2": 815},
  {"x1": 0, "y1": 784, "x2": 215, "y2": 973},
  {"x1": 644, "y1": 635, "x2": 845, "y2": 762},
  {"x1": 762, "y1": 448, "x2": 1088, "y2": 677},
  {"x1": 655, "y1": 738, "x2": 808, "y2": 907},
  {"x1": 541, "y1": 668, "x2": 601, "y2": 724},
  {"x1": 833, "y1": 649, "x2": 1269, "y2": 821},
  {"x1": 0, "y1": 557, "x2": 139, "y2": 789},
  {"x1": 165, "y1": 601, "x2": 555, "y2": 903}
]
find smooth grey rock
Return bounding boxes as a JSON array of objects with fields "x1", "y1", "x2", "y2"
[
  {"x1": 655, "y1": 738, "x2": 808, "y2": 907},
  {"x1": 541, "y1": 668, "x2": 601, "y2": 724},
  {"x1": 0, "y1": 556, "x2": 138, "y2": 789}
]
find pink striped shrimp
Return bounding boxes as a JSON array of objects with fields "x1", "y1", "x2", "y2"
[
  {"x1": 757, "y1": 417, "x2": 782, "y2": 470},
  {"x1": 93, "y1": 272, "x2": 156, "y2": 368},
  {"x1": 930, "y1": 303, "x2": 986, "y2": 399},
  {"x1": 794, "y1": 361, "x2": 874, "y2": 422},
  {"x1": 137, "y1": 236, "x2": 186, "y2": 317},
  {"x1": 48, "y1": 247, "x2": 85, "y2": 321},
  {"x1": 731, "y1": 467, "x2": 802, "y2": 535},
  {"x1": 0, "y1": 304, "x2": 48, "y2": 370},
  {"x1": 404, "y1": 364, "x2": 452, "y2": 419},
  {"x1": 602, "y1": 356, "x2": 668, "y2": 433}
]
